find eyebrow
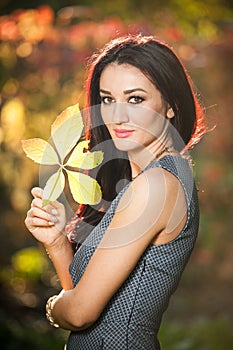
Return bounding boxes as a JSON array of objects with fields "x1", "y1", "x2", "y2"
[{"x1": 100, "y1": 88, "x2": 147, "y2": 95}]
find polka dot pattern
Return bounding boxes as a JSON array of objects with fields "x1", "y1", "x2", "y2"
[{"x1": 67, "y1": 156, "x2": 199, "y2": 349}]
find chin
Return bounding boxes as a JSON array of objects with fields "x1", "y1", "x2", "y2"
[{"x1": 111, "y1": 138, "x2": 141, "y2": 152}]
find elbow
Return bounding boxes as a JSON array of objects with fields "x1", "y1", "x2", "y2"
[
  {"x1": 72, "y1": 319, "x2": 94, "y2": 331},
  {"x1": 69, "y1": 311, "x2": 99, "y2": 331}
]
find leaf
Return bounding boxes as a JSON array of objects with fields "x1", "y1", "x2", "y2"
[
  {"x1": 21, "y1": 103, "x2": 104, "y2": 207},
  {"x1": 67, "y1": 140, "x2": 89, "y2": 158},
  {"x1": 51, "y1": 103, "x2": 84, "y2": 162},
  {"x1": 65, "y1": 140, "x2": 104, "y2": 169},
  {"x1": 21, "y1": 138, "x2": 59, "y2": 165},
  {"x1": 42, "y1": 168, "x2": 65, "y2": 206},
  {"x1": 67, "y1": 151, "x2": 104, "y2": 170},
  {"x1": 66, "y1": 170, "x2": 102, "y2": 205}
]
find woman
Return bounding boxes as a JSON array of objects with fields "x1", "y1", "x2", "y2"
[{"x1": 25, "y1": 35, "x2": 206, "y2": 349}]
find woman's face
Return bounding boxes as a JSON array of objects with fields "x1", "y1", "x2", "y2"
[{"x1": 99, "y1": 63, "x2": 172, "y2": 153}]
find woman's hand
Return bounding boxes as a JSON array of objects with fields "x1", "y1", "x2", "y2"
[{"x1": 25, "y1": 187, "x2": 67, "y2": 247}]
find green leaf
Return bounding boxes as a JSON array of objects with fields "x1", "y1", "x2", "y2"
[
  {"x1": 42, "y1": 168, "x2": 65, "y2": 206},
  {"x1": 21, "y1": 138, "x2": 59, "y2": 165},
  {"x1": 51, "y1": 103, "x2": 84, "y2": 162},
  {"x1": 66, "y1": 169, "x2": 102, "y2": 205},
  {"x1": 65, "y1": 140, "x2": 104, "y2": 169}
]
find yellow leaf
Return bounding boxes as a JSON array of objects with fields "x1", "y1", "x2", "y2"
[
  {"x1": 67, "y1": 151, "x2": 104, "y2": 169},
  {"x1": 65, "y1": 140, "x2": 104, "y2": 169},
  {"x1": 42, "y1": 169, "x2": 65, "y2": 206},
  {"x1": 66, "y1": 170, "x2": 102, "y2": 205},
  {"x1": 21, "y1": 138, "x2": 59, "y2": 165},
  {"x1": 67, "y1": 140, "x2": 89, "y2": 157},
  {"x1": 51, "y1": 103, "x2": 84, "y2": 162},
  {"x1": 64, "y1": 140, "x2": 88, "y2": 167}
]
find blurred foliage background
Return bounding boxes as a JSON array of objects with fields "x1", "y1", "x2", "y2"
[{"x1": 0, "y1": 0, "x2": 232, "y2": 349}]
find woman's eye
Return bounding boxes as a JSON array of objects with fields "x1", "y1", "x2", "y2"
[
  {"x1": 128, "y1": 96, "x2": 144, "y2": 104},
  {"x1": 101, "y1": 96, "x2": 114, "y2": 105}
]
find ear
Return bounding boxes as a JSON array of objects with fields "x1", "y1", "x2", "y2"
[{"x1": 166, "y1": 107, "x2": 175, "y2": 119}]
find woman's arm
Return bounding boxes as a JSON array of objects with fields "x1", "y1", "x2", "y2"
[
  {"x1": 44, "y1": 235, "x2": 74, "y2": 291},
  {"x1": 25, "y1": 187, "x2": 74, "y2": 290},
  {"x1": 51, "y1": 167, "x2": 186, "y2": 330}
]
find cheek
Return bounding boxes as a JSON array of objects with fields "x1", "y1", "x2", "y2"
[
  {"x1": 100, "y1": 105, "x2": 107, "y2": 124},
  {"x1": 131, "y1": 109, "x2": 168, "y2": 140},
  {"x1": 100, "y1": 105, "x2": 106, "y2": 126},
  {"x1": 128, "y1": 100, "x2": 166, "y2": 125},
  {"x1": 129, "y1": 107, "x2": 157, "y2": 130},
  {"x1": 100, "y1": 105, "x2": 114, "y2": 125},
  {"x1": 100, "y1": 107, "x2": 114, "y2": 137}
]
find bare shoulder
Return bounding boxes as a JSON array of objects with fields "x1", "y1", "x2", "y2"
[
  {"x1": 140, "y1": 165, "x2": 185, "y2": 199},
  {"x1": 143, "y1": 165, "x2": 180, "y2": 186},
  {"x1": 124, "y1": 165, "x2": 181, "y2": 207},
  {"x1": 101, "y1": 166, "x2": 169, "y2": 248},
  {"x1": 141, "y1": 165, "x2": 188, "y2": 244},
  {"x1": 116, "y1": 166, "x2": 168, "y2": 212}
]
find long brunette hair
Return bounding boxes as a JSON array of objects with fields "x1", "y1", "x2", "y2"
[{"x1": 66, "y1": 34, "x2": 206, "y2": 243}]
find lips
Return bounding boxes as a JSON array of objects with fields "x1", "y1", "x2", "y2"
[{"x1": 113, "y1": 128, "x2": 134, "y2": 138}]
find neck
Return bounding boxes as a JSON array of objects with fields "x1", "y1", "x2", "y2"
[{"x1": 128, "y1": 143, "x2": 170, "y2": 179}]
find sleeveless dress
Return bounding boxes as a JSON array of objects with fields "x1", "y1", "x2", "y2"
[{"x1": 67, "y1": 155, "x2": 199, "y2": 350}]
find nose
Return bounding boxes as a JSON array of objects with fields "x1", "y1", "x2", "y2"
[{"x1": 112, "y1": 102, "x2": 129, "y2": 124}]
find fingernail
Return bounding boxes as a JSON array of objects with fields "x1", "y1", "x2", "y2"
[
  {"x1": 51, "y1": 216, "x2": 58, "y2": 223},
  {"x1": 48, "y1": 221, "x2": 54, "y2": 226},
  {"x1": 51, "y1": 209, "x2": 58, "y2": 215}
]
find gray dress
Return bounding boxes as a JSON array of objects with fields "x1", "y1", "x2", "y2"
[{"x1": 67, "y1": 155, "x2": 199, "y2": 349}]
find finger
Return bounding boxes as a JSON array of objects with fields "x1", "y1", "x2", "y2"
[
  {"x1": 31, "y1": 198, "x2": 58, "y2": 215},
  {"x1": 31, "y1": 187, "x2": 43, "y2": 199},
  {"x1": 25, "y1": 216, "x2": 55, "y2": 228},
  {"x1": 44, "y1": 200, "x2": 64, "y2": 215},
  {"x1": 31, "y1": 197, "x2": 43, "y2": 209},
  {"x1": 28, "y1": 207, "x2": 60, "y2": 226},
  {"x1": 27, "y1": 207, "x2": 52, "y2": 222}
]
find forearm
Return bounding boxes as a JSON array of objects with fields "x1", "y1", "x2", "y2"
[{"x1": 44, "y1": 234, "x2": 74, "y2": 290}]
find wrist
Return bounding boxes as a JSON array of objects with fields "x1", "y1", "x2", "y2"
[
  {"x1": 44, "y1": 232, "x2": 70, "y2": 251},
  {"x1": 44, "y1": 234, "x2": 74, "y2": 268}
]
